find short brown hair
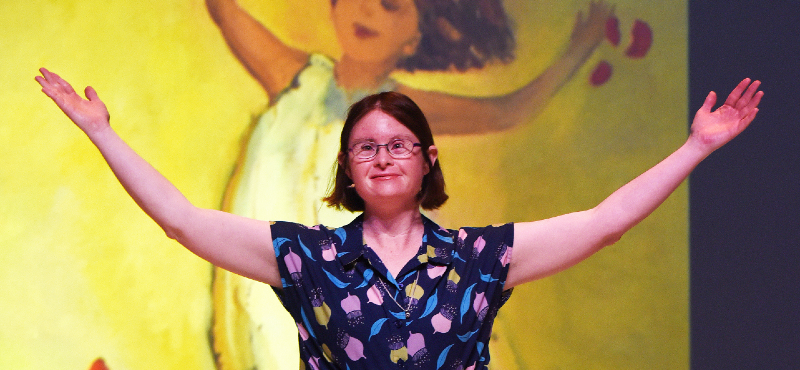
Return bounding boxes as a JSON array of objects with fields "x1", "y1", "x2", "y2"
[{"x1": 323, "y1": 91, "x2": 448, "y2": 211}]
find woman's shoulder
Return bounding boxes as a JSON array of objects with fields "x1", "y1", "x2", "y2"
[{"x1": 423, "y1": 216, "x2": 513, "y2": 253}]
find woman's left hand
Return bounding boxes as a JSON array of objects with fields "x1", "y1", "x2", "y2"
[{"x1": 690, "y1": 78, "x2": 763, "y2": 152}]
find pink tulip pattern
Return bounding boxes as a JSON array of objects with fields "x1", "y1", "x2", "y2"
[
  {"x1": 472, "y1": 236, "x2": 486, "y2": 259},
  {"x1": 341, "y1": 292, "x2": 364, "y2": 325},
  {"x1": 338, "y1": 330, "x2": 366, "y2": 361},
  {"x1": 431, "y1": 304, "x2": 457, "y2": 334},
  {"x1": 321, "y1": 238, "x2": 337, "y2": 261},
  {"x1": 427, "y1": 264, "x2": 446, "y2": 279},
  {"x1": 285, "y1": 248, "x2": 303, "y2": 286},
  {"x1": 407, "y1": 332, "x2": 430, "y2": 365},
  {"x1": 472, "y1": 291, "x2": 489, "y2": 321},
  {"x1": 366, "y1": 283, "x2": 383, "y2": 306},
  {"x1": 297, "y1": 322, "x2": 310, "y2": 341}
]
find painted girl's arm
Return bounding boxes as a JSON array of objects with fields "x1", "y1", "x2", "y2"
[
  {"x1": 504, "y1": 79, "x2": 763, "y2": 288},
  {"x1": 36, "y1": 68, "x2": 282, "y2": 287},
  {"x1": 402, "y1": 1, "x2": 612, "y2": 135},
  {"x1": 206, "y1": 0, "x2": 307, "y2": 100}
]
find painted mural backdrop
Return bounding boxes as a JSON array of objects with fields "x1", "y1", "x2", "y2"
[{"x1": 1, "y1": 0, "x2": 685, "y2": 369}]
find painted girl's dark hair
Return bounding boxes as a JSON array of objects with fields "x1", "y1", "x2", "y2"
[
  {"x1": 331, "y1": 0, "x2": 515, "y2": 72},
  {"x1": 323, "y1": 91, "x2": 448, "y2": 212}
]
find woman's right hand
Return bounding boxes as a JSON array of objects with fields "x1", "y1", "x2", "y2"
[{"x1": 35, "y1": 68, "x2": 111, "y2": 136}]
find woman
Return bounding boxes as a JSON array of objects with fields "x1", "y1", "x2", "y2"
[{"x1": 35, "y1": 68, "x2": 761, "y2": 369}]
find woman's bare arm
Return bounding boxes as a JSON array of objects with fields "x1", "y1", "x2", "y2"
[
  {"x1": 505, "y1": 79, "x2": 763, "y2": 288},
  {"x1": 36, "y1": 68, "x2": 281, "y2": 286},
  {"x1": 206, "y1": 0, "x2": 308, "y2": 100}
]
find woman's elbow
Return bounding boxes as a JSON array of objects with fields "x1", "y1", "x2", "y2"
[
  {"x1": 600, "y1": 231, "x2": 624, "y2": 248},
  {"x1": 159, "y1": 207, "x2": 201, "y2": 244}
]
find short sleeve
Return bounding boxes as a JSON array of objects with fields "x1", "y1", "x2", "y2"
[{"x1": 455, "y1": 223, "x2": 515, "y2": 314}]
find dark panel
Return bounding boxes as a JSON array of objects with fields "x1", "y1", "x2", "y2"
[{"x1": 690, "y1": 2, "x2": 800, "y2": 368}]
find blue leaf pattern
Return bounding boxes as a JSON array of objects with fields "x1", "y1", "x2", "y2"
[
  {"x1": 369, "y1": 318, "x2": 388, "y2": 341},
  {"x1": 479, "y1": 270, "x2": 499, "y2": 282},
  {"x1": 437, "y1": 344, "x2": 454, "y2": 370},
  {"x1": 301, "y1": 307, "x2": 315, "y2": 339},
  {"x1": 323, "y1": 268, "x2": 350, "y2": 288},
  {"x1": 460, "y1": 283, "x2": 476, "y2": 323},
  {"x1": 457, "y1": 329, "x2": 478, "y2": 342},
  {"x1": 274, "y1": 237, "x2": 290, "y2": 255},
  {"x1": 355, "y1": 268, "x2": 373, "y2": 289},
  {"x1": 298, "y1": 236, "x2": 316, "y2": 262},
  {"x1": 335, "y1": 227, "x2": 347, "y2": 244},
  {"x1": 389, "y1": 310, "x2": 406, "y2": 320},
  {"x1": 420, "y1": 289, "x2": 438, "y2": 318},
  {"x1": 432, "y1": 230, "x2": 453, "y2": 243}
]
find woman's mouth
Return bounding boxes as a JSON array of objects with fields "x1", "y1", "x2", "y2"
[
  {"x1": 371, "y1": 174, "x2": 399, "y2": 180},
  {"x1": 354, "y1": 23, "x2": 379, "y2": 39}
]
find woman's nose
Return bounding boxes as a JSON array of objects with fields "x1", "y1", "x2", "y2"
[{"x1": 372, "y1": 146, "x2": 393, "y2": 166}]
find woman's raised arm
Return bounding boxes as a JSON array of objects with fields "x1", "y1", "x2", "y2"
[
  {"x1": 36, "y1": 68, "x2": 281, "y2": 286},
  {"x1": 505, "y1": 78, "x2": 763, "y2": 288}
]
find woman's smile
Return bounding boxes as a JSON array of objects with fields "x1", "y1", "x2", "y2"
[{"x1": 370, "y1": 173, "x2": 399, "y2": 180}]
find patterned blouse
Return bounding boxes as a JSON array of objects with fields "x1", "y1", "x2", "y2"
[{"x1": 270, "y1": 214, "x2": 514, "y2": 369}]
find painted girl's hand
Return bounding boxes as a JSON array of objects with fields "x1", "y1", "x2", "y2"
[
  {"x1": 35, "y1": 68, "x2": 111, "y2": 135},
  {"x1": 569, "y1": 1, "x2": 614, "y2": 54},
  {"x1": 690, "y1": 78, "x2": 763, "y2": 152}
]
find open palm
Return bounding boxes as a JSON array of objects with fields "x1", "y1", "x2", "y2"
[
  {"x1": 691, "y1": 78, "x2": 763, "y2": 151},
  {"x1": 35, "y1": 68, "x2": 111, "y2": 134}
]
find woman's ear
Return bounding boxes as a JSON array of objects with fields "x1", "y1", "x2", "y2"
[
  {"x1": 338, "y1": 151, "x2": 351, "y2": 178},
  {"x1": 425, "y1": 145, "x2": 438, "y2": 174}
]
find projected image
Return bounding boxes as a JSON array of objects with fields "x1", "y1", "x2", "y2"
[{"x1": 3, "y1": 0, "x2": 693, "y2": 369}]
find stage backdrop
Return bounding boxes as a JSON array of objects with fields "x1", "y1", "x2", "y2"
[{"x1": 0, "y1": 0, "x2": 686, "y2": 369}]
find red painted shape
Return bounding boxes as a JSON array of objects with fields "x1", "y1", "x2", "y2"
[
  {"x1": 626, "y1": 19, "x2": 653, "y2": 58},
  {"x1": 606, "y1": 16, "x2": 620, "y2": 46},
  {"x1": 590, "y1": 60, "x2": 613, "y2": 86},
  {"x1": 89, "y1": 358, "x2": 109, "y2": 370}
]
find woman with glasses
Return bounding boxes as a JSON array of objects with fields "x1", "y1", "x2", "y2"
[{"x1": 36, "y1": 68, "x2": 761, "y2": 369}]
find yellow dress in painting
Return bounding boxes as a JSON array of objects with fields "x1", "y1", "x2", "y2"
[{"x1": 212, "y1": 54, "x2": 394, "y2": 370}]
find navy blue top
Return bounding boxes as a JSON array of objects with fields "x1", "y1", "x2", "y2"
[{"x1": 270, "y1": 214, "x2": 514, "y2": 369}]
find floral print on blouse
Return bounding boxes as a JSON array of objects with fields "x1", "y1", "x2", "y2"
[{"x1": 270, "y1": 214, "x2": 514, "y2": 369}]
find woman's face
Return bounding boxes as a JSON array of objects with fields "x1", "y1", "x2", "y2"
[
  {"x1": 343, "y1": 109, "x2": 437, "y2": 208},
  {"x1": 331, "y1": 0, "x2": 421, "y2": 64}
]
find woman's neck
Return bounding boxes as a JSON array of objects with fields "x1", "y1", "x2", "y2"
[
  {"x1": 362, "y1": 207, "x2": 424, "y2": 277},
  {"x1": 334, "y1": 56, "x2": 397, "y2": 91}
]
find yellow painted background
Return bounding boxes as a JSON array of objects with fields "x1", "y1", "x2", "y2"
[{"x1": 0, "y1": 0, "x2": 686, "y2": 369}]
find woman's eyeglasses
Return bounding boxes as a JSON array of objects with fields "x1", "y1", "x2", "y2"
[{"x1": 348, "y1": 139, "x2": 422, "y2": 160}]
